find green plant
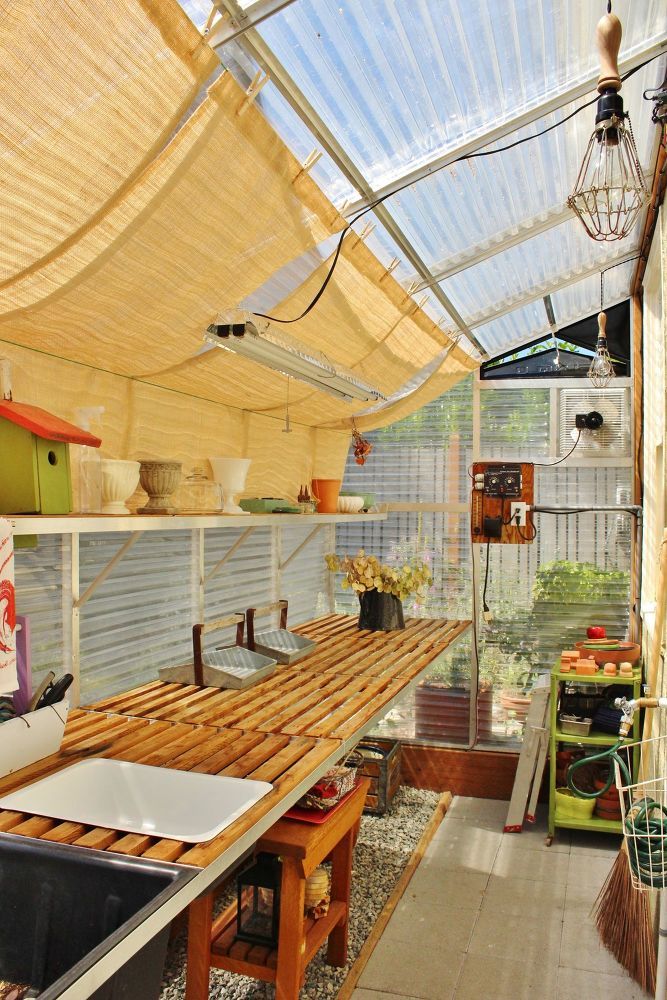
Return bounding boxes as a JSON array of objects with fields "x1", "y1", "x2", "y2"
[{"x1": 325, "y1": 550, "x2": 432, "y2": 601}]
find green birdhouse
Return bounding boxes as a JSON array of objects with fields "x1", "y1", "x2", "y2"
[{"x1": 0, "y1": 400, "x2": 102, "y2": 514}]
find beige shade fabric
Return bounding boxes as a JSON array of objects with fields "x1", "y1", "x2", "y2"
[
  {"x1": 0, "y1": 0, "x2": 216, "y2": 284},
  {"x1": 0, "y1": 0, "x2": 477, "y2": 447}
]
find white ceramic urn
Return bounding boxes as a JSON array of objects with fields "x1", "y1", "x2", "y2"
[{"x1": 208, "y1": 458, "x2": 251, "y2": 515}]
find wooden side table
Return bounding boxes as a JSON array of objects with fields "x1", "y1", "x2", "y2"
[{"x1": 186, "y1": 778, "x2": 370, "y2": 1000}]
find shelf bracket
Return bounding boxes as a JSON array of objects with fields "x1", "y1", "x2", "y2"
[
  {"x1": 204, "y1": 527, "x2": 256, "y2": 585},
  {"x1": 74, "y1": 532, "x2": 144, "y2": 610},
  {"x1": 279, "y1": 525, "x2": 323, "y2": 571}
]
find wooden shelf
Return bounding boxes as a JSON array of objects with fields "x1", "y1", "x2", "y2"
[
  {"x1": 7, "y1": 511, "x2": 387, "y2": 536},
  {"x1": 554, "y1": 815, "x2": 622, "y2": 834},
  {"x1": 552, "y1": 667, "x2": 641, "y2": 685},
  {"x1": 555, "y1": 726, "x2": 627, "y2": 746},
  {"x1": 209, "y1": 899, "x2": 347, "y2": 982}
]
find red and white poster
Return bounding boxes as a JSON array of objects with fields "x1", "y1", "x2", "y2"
[{"x1": 0, "y1": 518, "x2": 17, "y2": 695}]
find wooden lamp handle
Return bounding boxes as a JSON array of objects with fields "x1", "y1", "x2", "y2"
[
  {"x1": 596, "y1": 12, "x2": 622, "y2": 93},
  {"x1": 597, "y1": 311, "x2": 607, "y2": 340}
]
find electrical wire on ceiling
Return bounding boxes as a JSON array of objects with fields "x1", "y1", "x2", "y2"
[{"x1": 254, "y1": 51, "x2": 666, "y2": 326}]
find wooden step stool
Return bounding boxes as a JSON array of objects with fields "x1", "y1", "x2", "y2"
[{"x1": 185, "y1": 778, "x2": 370, "y2": 1000}]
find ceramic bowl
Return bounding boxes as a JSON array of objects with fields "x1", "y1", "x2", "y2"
[
  {"x1": 100, "y1": 460, "x2": 141, "y2": 514},
  {"x1": 337, "y1": 495, "x2": 364, "y2": 513},
  {"x1": 574, "y1": 640, "x2": 640, "y2": 666}
]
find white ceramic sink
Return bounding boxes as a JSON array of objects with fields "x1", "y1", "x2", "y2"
[{"x1": 0, "y1": 759, "x2": 272, "y2": 843}]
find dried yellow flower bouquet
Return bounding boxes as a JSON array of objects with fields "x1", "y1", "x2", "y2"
[{"x1": 325, "y1": 549, "x2": 433, "y2": 601}]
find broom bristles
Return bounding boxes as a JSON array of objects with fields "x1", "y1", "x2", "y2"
[{"x1": 593, "y1": 841, "x2": 656, "y2": 995}]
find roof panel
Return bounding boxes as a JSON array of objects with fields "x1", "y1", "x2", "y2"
[
  {"x1": 474, "y1": 301, "x2": 551, "y2": 356},
  {"x1": 438, "y1": 215, "x2": 642, "y2": 327},
  {"x1": 255, "y1": 0, "x2": 667, "y2": 185},
  {"x1": 386, "y1": 66, "x2": 659, "y2": 275}
]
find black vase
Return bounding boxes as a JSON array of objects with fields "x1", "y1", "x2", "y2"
[{"x1": 358, "y1": 590, "x2": 405, "y2": 631}]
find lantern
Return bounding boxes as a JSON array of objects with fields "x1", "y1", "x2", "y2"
[{"x1": 236, "y1": 853, "x2": 281, "y2": 947}]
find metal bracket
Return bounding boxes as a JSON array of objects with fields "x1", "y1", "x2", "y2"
[
  {"x1": 73, "y1": 532, "x2": 144, "y2": 610},
  {"x1": 279, "y1": 525, "x2": 323, "y2": 571},
  {"x1": 204, "y1": 526, "x2": 256, "y2": 584}
]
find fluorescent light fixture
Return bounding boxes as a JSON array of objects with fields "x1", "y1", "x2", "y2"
[{"x1": 204, "y1": 319, "x2": 386, "y2": 402}]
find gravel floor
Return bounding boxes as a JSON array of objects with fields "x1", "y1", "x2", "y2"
[{"x1": 159, "y1": 786, "x2": 441, "y2": 1000}]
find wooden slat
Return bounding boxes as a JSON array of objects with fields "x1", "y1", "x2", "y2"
[{"x1": 2, "y1": 615, "x2": 469, "y2": 870}]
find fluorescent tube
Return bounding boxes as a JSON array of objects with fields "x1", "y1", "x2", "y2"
[{"x1": 204, "y1": 321, "x2": 386, "y2": 402}]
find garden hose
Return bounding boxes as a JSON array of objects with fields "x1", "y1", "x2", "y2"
[
  {"x1": 566, "y1": 740, "x2": 631, "y2": 798},
  {"x1": 567, "y1": 743, "x2": 667, "y2": 888}
]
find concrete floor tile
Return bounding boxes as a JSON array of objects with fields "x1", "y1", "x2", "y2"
[
  {"x1": 405, "y1": 868, "x2": 488, "y2": 910},
  {"x1": 568, "y1": 831, "x2": 623, "y2": 857},
  {"x1": 560, "y1": 914, "x2": 630, "y2": 976},
  {"x1": 567, "y1": 852, "x2": 616, "y2": 890},
  {"x1": 556, "y1": 965, "x2": 651, "y2": 998},
  {"x1": 482, "y1": 874, "x2": 566, "y2": 917},
  {"x1": 421, "y1": 825, "x2": 501, "y2": 875},
  {"x1": 383, "y1": 896, "x2": 479, "y2": 952},
  {"x1": 500, "y1": 820, "x2": 570, "y2": 853},
  {"x1": 358, "y1": 937, "x2": 464, "y2": 1000},
  {"x1": 447, "y1": 797, "x2": 508, "y2": 823},
  {"x1": 454, "y1": 953, "x2": 557, "y2": 1000},
  {"x1": 468, "y1": 904, "x2": 563, "y2": 964},
  {"x1": 492, "y1": 841, "x2": 570, "y2": 883}
]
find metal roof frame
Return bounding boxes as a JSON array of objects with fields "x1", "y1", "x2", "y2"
[
  {"x1": 209, "y1": 2, "x2": 666, "y2": 364},
  {"x1": 212, "y1": 0, "x2": 488, "y2": 359}
]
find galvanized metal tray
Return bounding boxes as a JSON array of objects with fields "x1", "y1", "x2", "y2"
[
  {"x1": 248, "y1": 628, "x2": 317, "y2": 664},
  {"x1": 158, "y1": 646, "x2": 276, "y2": 689}
]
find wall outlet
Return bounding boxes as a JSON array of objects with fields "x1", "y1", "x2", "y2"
[{"x1": 510, "y1": 502, "x2": 528, "y2": 526}]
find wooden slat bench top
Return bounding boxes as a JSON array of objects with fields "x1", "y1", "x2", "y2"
[
  {"x1": 1, "y1": 616, "x2": 469, "y2": 871},
  {"x1": 0, "y1": 713, "x2": 339, "y2": 867}
]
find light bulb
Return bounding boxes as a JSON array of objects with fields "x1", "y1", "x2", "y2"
[
  {"x1": 569, "y1": 116, "x2": 647, "y2": 241},
  {"x1": 588, "y1": 312, "x2": 616, "y2": 388},
  {"x1": 568, "y1": 9, "x2": 647, "y2": 241}
]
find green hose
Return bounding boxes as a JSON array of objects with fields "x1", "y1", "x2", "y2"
[
  {"x1": 566, "y1": 740, "x2": 631, "y2": 798},
  {"x1": 567, "y1": 743, "x2": 667, "y2": 888}
]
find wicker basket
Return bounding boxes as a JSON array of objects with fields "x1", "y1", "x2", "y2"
[{"x1": 298, "y1": 751, "x2": 363, "y2": 811}]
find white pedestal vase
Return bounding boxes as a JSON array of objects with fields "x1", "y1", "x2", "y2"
[
  {"x1": 208, "y1": 458, "x2": 251, "y2": 515},
  {"x1": 100, "y1": 460, "x2": 141, "y2": 514}
]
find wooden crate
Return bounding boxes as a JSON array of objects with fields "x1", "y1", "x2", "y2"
[{"x1": 356, "y1": 738, "x2": 402, "y2": 815}]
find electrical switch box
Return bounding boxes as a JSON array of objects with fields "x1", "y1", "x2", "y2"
[{"x1": 471, "y1": 462, "x2": 535, "y2": 544}]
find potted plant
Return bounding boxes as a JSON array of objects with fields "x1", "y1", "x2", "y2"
[{"x1": 325, "y1": 549, "x2": 432, "y2": 631}]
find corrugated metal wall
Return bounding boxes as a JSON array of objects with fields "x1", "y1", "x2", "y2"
[{"x1": 14, "y1": 525, "x2": 329, "y2": 702}]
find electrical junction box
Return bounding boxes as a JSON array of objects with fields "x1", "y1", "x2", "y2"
[{"x1": 471, "y1": 462, "x2": 535, "y2": 544}]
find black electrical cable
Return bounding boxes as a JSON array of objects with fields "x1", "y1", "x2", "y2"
[
  {"x1": 482, "y1": 539, "x2": 491, "y2": 613},
  {"x1": 255, "y1": 51, "x2": 666, "y2": 326},
  {"x1": 534, "y1": 430, "x2": 581, "y2": 466}
]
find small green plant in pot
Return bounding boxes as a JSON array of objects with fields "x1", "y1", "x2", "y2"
[{"x1": 325, "y1": 549, "x2": 432, "y2": 631}]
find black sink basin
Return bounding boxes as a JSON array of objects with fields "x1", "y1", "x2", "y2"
[{"x1": 0, "y1": 832, "x2": 194, "y2": 999}]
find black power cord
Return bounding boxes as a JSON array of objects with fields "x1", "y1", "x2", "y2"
[
  {"x1": 255, "y1": 52, "x2": 665, "y2": 327},
  {"x1": 534, "y1": 429, "x2": 582, "y2": 467}
]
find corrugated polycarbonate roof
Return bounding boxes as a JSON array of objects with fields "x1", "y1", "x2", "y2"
[{"x1": 184, "y1": 0, "x2": 667, "y2": 359}]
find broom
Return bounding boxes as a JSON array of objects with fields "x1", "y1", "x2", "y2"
[{"x1": 592, "y1": 530, "x2": 667, "y2": 994}]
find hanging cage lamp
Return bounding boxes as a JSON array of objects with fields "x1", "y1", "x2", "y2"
[{"x1": 568, "y1": 6, "x2": 648, "y2": 241}]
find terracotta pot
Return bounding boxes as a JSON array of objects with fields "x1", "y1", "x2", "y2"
[
  {"x1": 311, "y1": 479, "x2": 341, "y2": 514},
  {"x1": 414, "y1": 684, "x2": 493, "y2": 743}
]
